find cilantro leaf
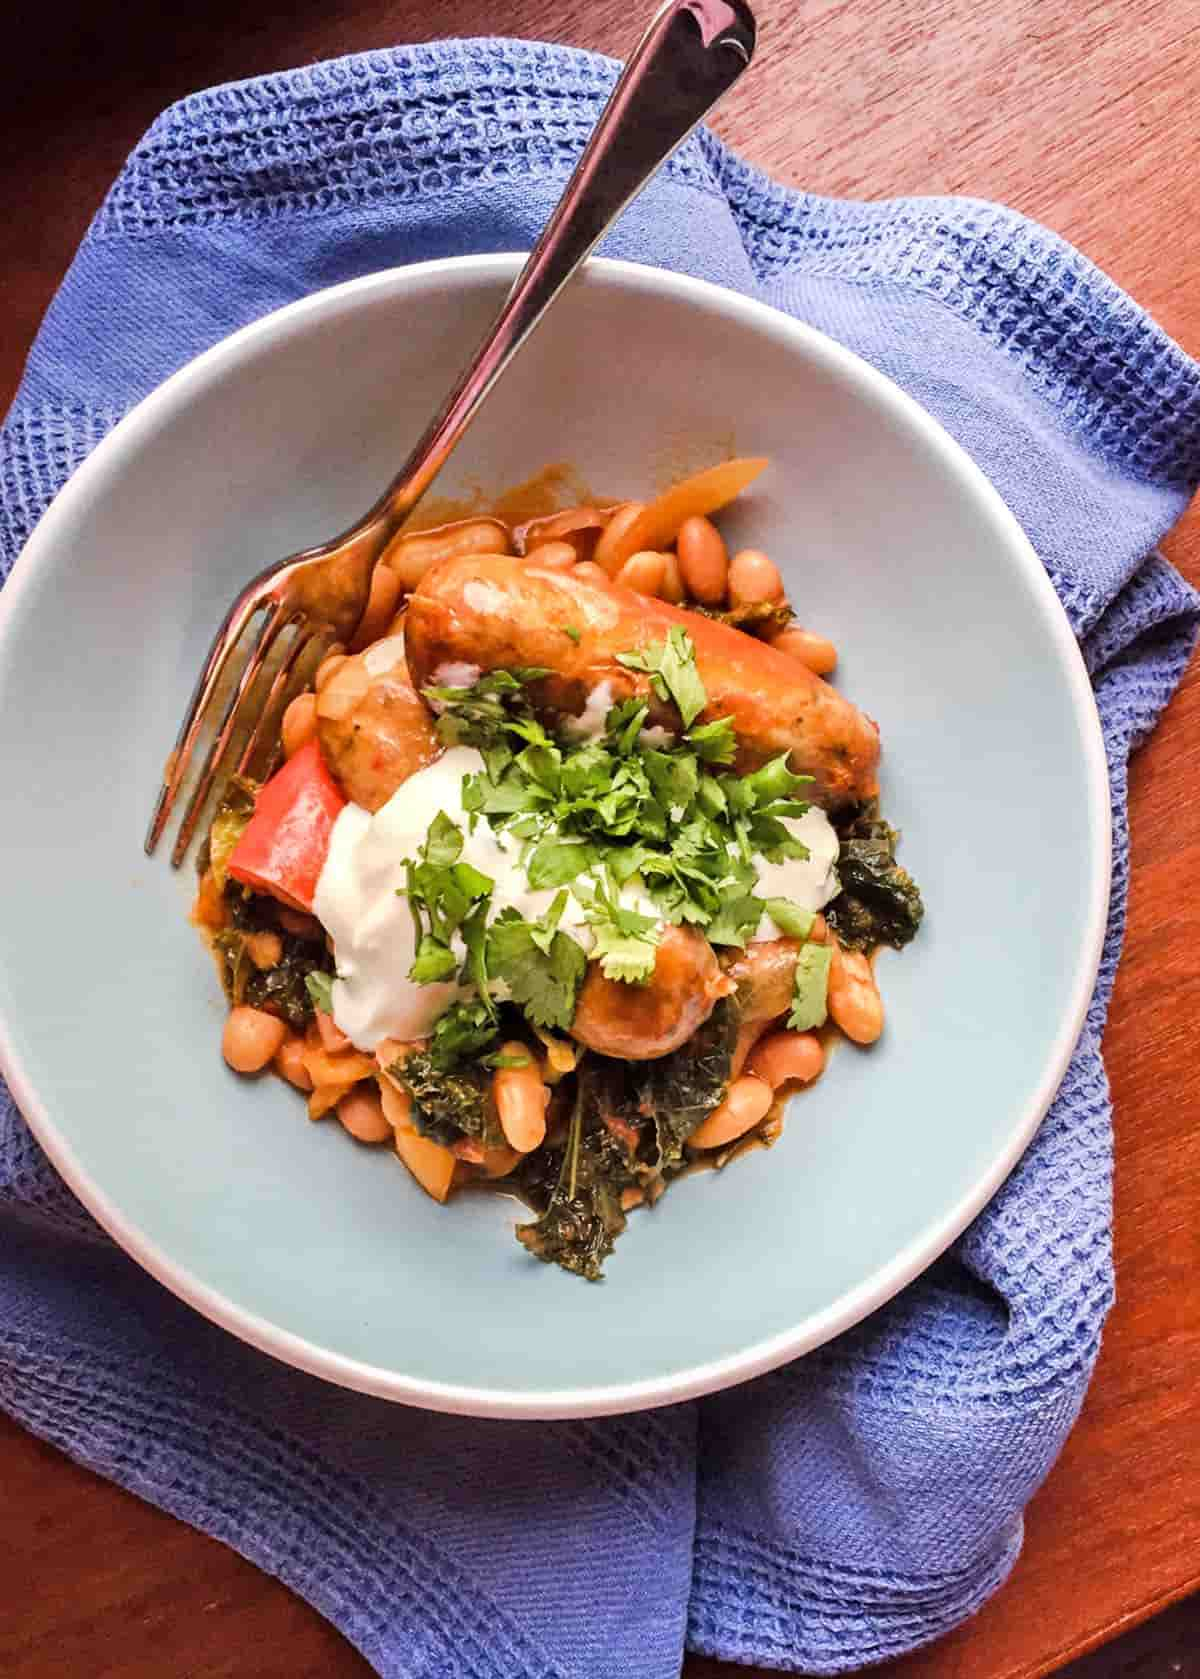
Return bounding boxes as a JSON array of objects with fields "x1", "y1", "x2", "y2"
[
  {"x1": 641, "y1": 748, "x2": 699, "y2": 816},
  {"x1": 409, "y1": 935, "x2": 458, "y2": 985},
  {"x1": 688, "y1": 715, "x2": 737, "y2": 764},
  {"x1": 428, "y1": 999, "x2": 500, "y2": 1069},
  {"x1": 736, "y1": 753, "x2": 813, "y2": 810},
  {"x1": 788, "y1": 942, "x2": 832, "y2": 1031},
  {"x1": 486, "y1": 909, "x2": 586, "y2": 1030},
  {"x1": 526, "y1": 836, "x2": 597, "y2": 899},
  {"x1": 460, "y1": 901, "x2": 494, "y2": 1015},
  {"x1": 616, "y1": 627, "x2": 707, "y2": 727},
  {"x1": 705, "y1": 894, "x2": 765, "y2": 948},
  {"x1": 761, "y1": 899, "x2": 817, "y2": 940},
  {"x1": 605, "y1": 699, "x2": 649, "y2": 755},
  {"x1": 424, "y1": 809, "x2": 463, "y2": 867},
  {"x1": 578, "y1": 877, "x2": 661, "y2": 983},
  {"x1": 563, "y1": 625, "x2": 582, "y2": 644},
  {"x1": 305, "y1": 971, "x2": 335, "y2": 1015}
]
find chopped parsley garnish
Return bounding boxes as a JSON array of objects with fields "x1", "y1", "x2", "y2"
[
  {"x1": 304, "y1": 970, "x2": 336, "y2": 1015},
  {"x1": 761, "y1": 899, "x2": 816, "y2": 940},
  {"x1": 576, "y1": 876, "x2": 661, "y2": 983},
  {"x1": 788, "y1": 942, "x2": 832, "y2": 1031},
  {"x1": 408, "y1": 633, "x2": 826, "y2": 1055},
  {"x1": 399, "y1": 810, "x2": 495, "y2": 988},
  {"x1": 616, "y1": 625, "x2": 708, "y2": 726},
  {"x1": 485, "y1": 900, "x2": 587, "y2": 1031}
]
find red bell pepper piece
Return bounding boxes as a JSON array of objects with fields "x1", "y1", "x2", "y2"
[{"x1": 227, "y1": 740, "x2": 346, "y2": 912}]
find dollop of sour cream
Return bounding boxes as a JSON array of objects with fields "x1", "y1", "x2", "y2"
[
  {"x1": 314, "y1": 748, "x2": 651, "y2": 1050},
  {"x1": 314, "y1": 748, "x2": 841, "y2": 1051},
  {"x1": 752, "y1": 806, "x2": 840, "y2": 938}
]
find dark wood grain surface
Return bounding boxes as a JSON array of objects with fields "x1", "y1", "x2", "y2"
[{"x1": 3, "y1": 2, "x2": 1199, "y2": 1675}]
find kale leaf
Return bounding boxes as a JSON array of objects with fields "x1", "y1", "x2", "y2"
[
  {"x1": 689, "y1": 600, "x2": 793, "y2": 638},
  {"x1": 624, "y1": 997, "x2": 737, "y2": 1171},
  {"x1": 515, "y1": 1083, "x2": 634, "y2": 1281},
  {"x1": 514, "y1": 999, "x2": 737, "y2": 1280},
  {"x1": 215, "y1": 883, "x2": 327, "y2": 1029},
  {"x1": 398, "y1": 1050, "x2": 502, "y2": 1148},
  {"x1": 826, "y1": 805, "x2": 925, "y2": 951}
]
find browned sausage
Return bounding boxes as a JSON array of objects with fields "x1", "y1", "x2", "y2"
[
  {"x1": 721, "y1": 937, "x2": 804, "y2": 1074},
  {"x1": 571, "y1": 925, "x2": 734, "y2": 1060},
  {"x1": 721, "y1": 937, "x2": 802, "y2": 1025},
  {"x1": 315, "y1": 639, "x2": 441, "y2": 812},
  {"x1": 404, "y1": 554, "x2": 878, "y2": 808}
]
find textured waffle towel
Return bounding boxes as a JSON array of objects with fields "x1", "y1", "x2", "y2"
[{"x1": 3, "y1": 41, "x2": 1199, "y2": 1678}]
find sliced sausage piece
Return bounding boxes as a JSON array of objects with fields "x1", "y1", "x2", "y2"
[
  {"x1": 315, "y1": 636, "x2": 441, "y2": 812},
  {"x1": 721, "y1": 938, "x2": 802, "y2": 1025},
  {"x1": 405, "y1": 554, "x2": 879, "y2": 808},
  {"x1": 571, "y1": 925, "x2": 733, "y2": 1060}
]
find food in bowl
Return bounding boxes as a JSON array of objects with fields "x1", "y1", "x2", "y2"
[{"x1": 194, "y1": 457, "x2": 923, "y2": 1279}]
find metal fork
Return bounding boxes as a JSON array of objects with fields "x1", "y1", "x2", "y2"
[{"x1": 145, "y1": 0, "x2": 756, "y2": 864}]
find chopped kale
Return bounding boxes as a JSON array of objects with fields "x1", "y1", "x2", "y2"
[
  {"x1": 214, "y1": 882, "x2": 328, "y2": 1029},
  {"x1": 826, "y1": 804, "x2": 925, "y2": 951},
  {"x1": 616, "y1": 997, "x2": 736, "y2": 1172},
  {"x1": 514, "y1": 999, "x2": 737, "y2": 1279},
  {"x1": 690, "y1": 599, "x2": 793, "y2": 638},
  {"x1": 397, "y1": 1050, "x2": 503, "y2": 1149},
  {"x1": 243, "y1": 949, "x2": 325, "y2": 1030},
  {"x1": 515, "y1": 1082, "x2": 634, "y2": 1281}
]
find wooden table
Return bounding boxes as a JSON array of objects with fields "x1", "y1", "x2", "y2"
[{"x1": 3, "y1": 2, "x2": 1199, "y2": 1674}]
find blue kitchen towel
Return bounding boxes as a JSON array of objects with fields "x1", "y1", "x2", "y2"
[{"x1": 3, "y1": 39, "x2": 1199, "y2": 1678}]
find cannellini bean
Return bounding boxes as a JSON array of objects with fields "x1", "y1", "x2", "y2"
[
  {"x1": 274, "y1": 1035, "x2": 313, "y2": 1091},
  {"x1": 730, "y1": 1021, "x2": 766, "y2": 1079},
  {"x1": 337, "y1": 1087, "x2": 393, "y2": 1143},
  {"x1": 314, "y1": 650, "x2": 347, "y2": 691},
  {"x1": 492, "y1": 1042, "x2": 547, "y2": 1153},
  {"x1": 378, "y1": 1076, "x2": 413, "y2": 1132},
  {"x1": 349, "y1": 563, "x2": 404, "y2": 652},
  {"x1": 688, "y1": 1075, "x2": 772, "y2": 1150},
  {"x1": 770, "y1": 625, "x2": 838, "y2": 676},
  {"x1": 659, "y1": 551, "x2": 685, "y2": 603},
  {"x1": 222, "y1": 1006, "x2": 288, "y2": 1074},
  {"x1": 828, "y1": 944, "x2": 884, "y2": 1044},
  {"x1": 244, "y1": 929, "x2": 283, "y2": 971},
  {"x1": 477, "y1": 1143, "x2": 522, "y2": 1179},
  {"x1": 313, "y1": 656, "x2": 371, "y2": 722},
  {"x1": 676, "y1": 515, "x2": 729, "y2": 604},
  {"x1": 599, "y1": 459, "x2": 768, "y2": 572},
  {"x1": 281, "y1": 692, "x2": 317, "y2": 759},
  {"x1": 616, "y1": 550, "x2": 667, "y2": 596},
  {"x1": 394, "y1": 1126, "x2": 457, "y2": 1201},
  {"x1": 728, "y1": 548, "x2": 784, "y2": 606},
  {"x1": 382, "y1": 517, "x2": 512, "y2": 591},
  {"x1": 382, "y1": 1074, "x2": 457, "y2": 1202},
  {"x1": 516, "y1": 505, "x2": 615, "y2": 561},
  {"x1": 746, "y1": 1028, "x2": 826, "y2": 1090},
  {"x1": 592, "y1": 502, "x2": 646, "y2": 575},
  {"x1": 375, "y1": 1037, "x2": 425, "y2": 1077},
  {"x1": 302, "y1": 1045, "x2": 374, "y2": 1089},
  {"x1": 528, "y1": 540, "x2": 578, "y2": 572}
]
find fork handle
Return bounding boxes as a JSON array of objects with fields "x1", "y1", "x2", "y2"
[{"x1": 376, "y1": 0, "x2": 756, "y2": 529}]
